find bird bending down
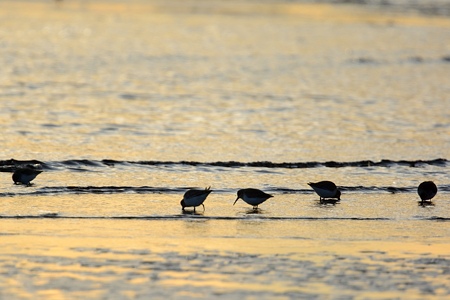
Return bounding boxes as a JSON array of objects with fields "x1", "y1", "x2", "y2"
[
  {"x1": 234, "y1": 188, "x2": 273, "y2": 210},
  {"x1": 12, "y1": 168, "x2": 42, "y2": 186},
  {"x1": 417, "y1": 181, "x2": 437, "y2": 203},
  {"x1": 180, "y1": 187, "x2": 212, "y2": 212},
  {"x1": 308, "y1": 181, "x2": 341, "y2": 202}
]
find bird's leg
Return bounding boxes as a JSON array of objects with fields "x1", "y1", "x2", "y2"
[{"x1": 201, "y1": 204, "x2": 205, "y2": 211}]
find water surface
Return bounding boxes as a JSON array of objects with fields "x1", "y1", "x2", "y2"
[{"x1": 0, "y1": 0, "x2": 449, "y2": 298}]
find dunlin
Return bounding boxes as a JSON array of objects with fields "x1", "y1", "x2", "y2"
[
  {"x1": 417, "y1": 181, "x2": 437, "y2": 202},
  {"x1": 234, "y1": 188, "x2": 273, "y2": 210},
  {"x1": 12, "y1": 168, "x2": 42, "y2": 185},
  {"x1": 308, "y1": 181, "x2": 341, "y2": 202},
  {"x1": 180, "y1": 187, "x2": 212, "y2": 212}
]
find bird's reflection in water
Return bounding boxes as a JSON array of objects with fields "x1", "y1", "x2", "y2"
[
  {"x1": 313, "y1": 198, "x2": 340, "y2": 207},
  {"x1": 418, "y1": 201, "x2": 435, "y2": 207},
  {"x1": 181, "y1": 209, "x2": 205, "y2": 216},
  {"x1": 319, "y1": 199, "x2": 340, "y2": 206},
  {"x1": 245, "y1": 208, "x2": 264, "y2": 215}
]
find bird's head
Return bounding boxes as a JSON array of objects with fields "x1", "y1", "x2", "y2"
[{"x1": 233, "y1": 190, "x2": 243, "y2": 205}]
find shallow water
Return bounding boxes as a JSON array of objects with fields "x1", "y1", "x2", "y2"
[
  {"x1": 1, "y1": 0, "x2": 450, "y2": 299},
  {"x1": 2, "y1": 192, "x2": 450, "y2": 299}
]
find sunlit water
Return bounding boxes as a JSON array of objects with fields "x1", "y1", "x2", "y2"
[{"x1": 1, "y1": 0, "x2": 450, "y2": 299}]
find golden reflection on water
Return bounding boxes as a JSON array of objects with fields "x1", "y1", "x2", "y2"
[
  {"x1": 2, "y1": 217, "x2": 450, "y2": 298},
  {"x1": 1, "y1": 0, "x2": 450, "y2": 298},
  {"x1": 2, "y1": 0, "x2": 450, "y2": 27},
  {"x1": 2, "y1": 217, "x2": 450, "y2": 256},
  {"x1": 1, "y1": 0, "x2": 449, "y2": 161}
]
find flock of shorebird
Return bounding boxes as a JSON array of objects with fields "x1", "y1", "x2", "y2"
[{"x1": 11, "y1": 168, "x2": 438, "y2": 211}]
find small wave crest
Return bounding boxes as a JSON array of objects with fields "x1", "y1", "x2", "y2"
[
  {"x1": 0, "y1": 214, "x2": 391, "y2": 221},
  {"x1": 1, "y1": 214, "x2": 448, "y2": 221},
  {"x1": 0, "y1": 158, "x2": 447, "y2": 172},
  {"x1": 1, "y1": 185, "x2": 449, "y2": 197}
]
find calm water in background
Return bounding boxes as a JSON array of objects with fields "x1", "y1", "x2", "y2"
[{"x1": 1, "y1": 0, "x2": 450, "y2": 299}]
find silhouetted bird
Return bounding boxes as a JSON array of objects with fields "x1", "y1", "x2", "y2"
[
  {"x1": 417, "y1": 181, "x2": 437, "y2": 202},
  {"x1": 180, "y1": 187, "x2": 212, "y2": 212},
  {"x1": 308, "y1": 181, "x2": 341, "y2": 202},
  {"x1": 234, "y1": 188, "x2": 273, "y2": 210},
  {"x1": 12, "y1": 168, "x2": 42, "y2": 185}
]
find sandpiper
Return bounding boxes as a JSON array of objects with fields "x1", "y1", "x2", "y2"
[
  {"x1": 180, "y1": 187, "x2": 212, "y2": 212},
  {"x1": 12, "y1": 168, "x2": 42, "y2": 185},
  {"x1": 308, "y1": 181, "x2": 341, "y2": 202},
  {"x1": 417, "y1": 181, "x2": 437, "y2": 202},
  {"x1": 234, "y1": 188, "x2": 273, "y2": 210}
]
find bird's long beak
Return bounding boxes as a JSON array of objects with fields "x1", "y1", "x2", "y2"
[{"x1": 233, "y1": 197, "x2": 239, "y2": 205}]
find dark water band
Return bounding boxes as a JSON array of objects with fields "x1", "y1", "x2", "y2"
[
  {"x1": 0, "y1": 158, "x2": 447, "y2": 172},
  {"x1": 1, "y1": 185, "x2": 449, "y2": 197}
]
